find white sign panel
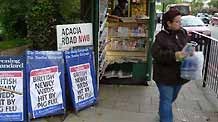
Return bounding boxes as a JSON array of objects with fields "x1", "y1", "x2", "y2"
[
  {"x1": 0, "y1": 71, "x2": 23, "y2": 118},
  {"x1": 56, "y1": 23, "x2": 93, "y2": 51},
  {"x1": 70, "y1": 63, "x2": 94, "y2": 103},
  {"x1": 30, "y1": 66, "x2": 63, "y2": 117}
]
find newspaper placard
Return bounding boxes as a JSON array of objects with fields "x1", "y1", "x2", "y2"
[
  {"x1": 56, "y1": 23, "x2": 93, "y2": 51},
  {"x1": 64, "y1": 48, "x2": 97, "y2": 111},
  {"x1": 26, "y1": 51, "x2": 65, "y2": 119},
  {"x1": 30, "y1": 66, "x2": 63, "y2": 118},
  {"x1": 0, "y1": 56, "x2": 25, "y2": 122},
  {"x1": 70, "y1": 63, "x2": 94, "y2": 103}
]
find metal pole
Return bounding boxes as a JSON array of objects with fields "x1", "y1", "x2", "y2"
[
  {"x1": 146, "y1": 0, "x2": 155, "y2": 81},
  {"x1": 92, "y1": 0, "x2": 99, "y2": 89}
]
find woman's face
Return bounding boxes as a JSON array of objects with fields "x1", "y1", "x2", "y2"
[{"x1": 167, "y1": 15, "x2": 182, "y2": 31}]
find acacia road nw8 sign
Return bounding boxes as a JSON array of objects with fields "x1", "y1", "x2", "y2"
[{"x1": 56, "y1": 23, "x2": 93, "y2": 51}]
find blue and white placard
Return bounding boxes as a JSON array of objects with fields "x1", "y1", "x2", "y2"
[
  {"x1": 0, "y1": 56, "x2": 25, "y2": 122},
  {"x1": 26, "y1": 51, "x2": 66, "y2": 119},
  {"x1": 64, "y1": 48, "x2": 97, "y2": 111}
]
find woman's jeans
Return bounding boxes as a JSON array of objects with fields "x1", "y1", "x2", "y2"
[{"x1": 157, "y1": 83, "x2": 182, "y2": 122}]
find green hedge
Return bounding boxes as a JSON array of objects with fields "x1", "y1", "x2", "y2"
[
  {"x1": 0, "y1": 38, "x2": 32, "y2": 50},
  {"x1": 0, "y1": 0, "x2": 81, "y2": 50}
]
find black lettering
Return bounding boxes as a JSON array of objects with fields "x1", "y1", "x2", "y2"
[
  {"x1": 0, "y1": 78, "x2": 17, "y2": 84},
  {"x1": 36, "y1": 87, "x2": 54, "y2": 95},
  {"x1": 62, "y1": 27, "x2": 82, "y2": 36},
  {"x1": 61, "y1": 36, "x2": 77, "y2": 45},
  {"x1": 0, "y1": 92, "x2": 15, "y2": 99},
  {"x1": 62, "y1": 28, "x2": 66, "y2": 35},
  {"x1": 37, "y1": 101, "x2": 47, "y2": 108},
  {"x1": 33, "y1": 74, "x2": 55, "y2": 83},
  {"x1": 0, "y1": 106, "x2": 3, "y2": 112},
  {"x1": 38, "y1": 94, "x2": 47, "y2": 102},
  {"x1": 0, "y1": 99, "x2": 5, "y2": 105},
  {"x1": 7, "y1": 99, "x2": 15, "y2": 105},
  {"x1": 5, "y1": 106, "x2": 17, "y2": 112},
  {"x1": 78, "y1": 95, "x2": 84, "y2": 101}
]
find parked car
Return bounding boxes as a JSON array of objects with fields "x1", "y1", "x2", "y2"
[
  {"x1": 196, "y1": 13, "x2": 210, "y2": 24},
  {"x1": 166, "y1": 3, "x2": 191, "y2": 16},
  {"x1": 210, "y1": 13, "x2": 218, "y2": 26},
  {"x1": 181, "y1": 15, "x2": 211, "y2": 36}
]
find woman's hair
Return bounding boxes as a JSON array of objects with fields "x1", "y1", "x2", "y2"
[
  {"x1": 162, "y1": 9, "x2": 181, "y2": 29},
  {"x1": 118, "y1": 0, "x2": 128, "y2": 4}
]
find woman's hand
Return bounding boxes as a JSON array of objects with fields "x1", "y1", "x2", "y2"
[{"x1": 175, "y1": 51, "x2": 186, "y2": 62}]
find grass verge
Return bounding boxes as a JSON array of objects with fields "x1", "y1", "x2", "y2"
[{"x1": 0, "y1": 38, "x2": 32, "y2": 50}]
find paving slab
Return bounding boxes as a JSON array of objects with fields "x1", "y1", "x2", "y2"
[{"x1": 31, "y1": 80, "x2": 218, "y2": 122}]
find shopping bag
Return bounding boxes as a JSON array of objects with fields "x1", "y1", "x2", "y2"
[{"x1": 180, "y1": 51, "x2": 204, "y2": 80}]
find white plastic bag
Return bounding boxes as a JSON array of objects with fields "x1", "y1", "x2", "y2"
[
  {"x1": 180, "y1": 51, "x2": 204, "y2": 80},
  {"x1": 182, "y1": 41, "x2": 198, "y2": 56}
]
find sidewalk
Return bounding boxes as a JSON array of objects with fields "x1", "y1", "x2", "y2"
[{"x1": 33, "y1": 80, "x2": 218, "y2": 122}]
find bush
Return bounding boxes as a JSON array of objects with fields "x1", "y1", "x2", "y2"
[
  {"x1": 0, "y1": 0, "x2": 81, "y2": 50},
  {"x1": 27, "y1": 0, "x2": 62, "y2": 50},
  {"x1": 0, "y1": 0, "x2": 30, "y2": 39}
]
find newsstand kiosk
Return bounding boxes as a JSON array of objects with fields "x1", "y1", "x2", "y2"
[{"x1": 97, "y1": 0, "x2": 155, "y2": 85}]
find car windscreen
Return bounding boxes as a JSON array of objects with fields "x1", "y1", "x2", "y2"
[
  {"x1": 172, "y1": 6, "x2": 189, "y2": 16},
  {"x1": 181, "y1": 17, "x2": 205, "y2": 27}
]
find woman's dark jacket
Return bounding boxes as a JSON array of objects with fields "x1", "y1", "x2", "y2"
[{"x1": 151, "y1": 28, "x2": 189, "y2": 85}]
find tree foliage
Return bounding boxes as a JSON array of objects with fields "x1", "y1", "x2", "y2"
[
  {"x1": 60, "y1": 0, "x2": 80, "y2": 23},
  {"x1": 27, "y1": 0, "x2": 64, "y2": 50},
  {"x1": 162, "y1": 0, "x2": 183, "y2": 7},
  {"x1": 191, "y1": 0, "x2": 203, "y2": 15},
  {"x1": 0, "y1": 0, "x2": 31, "y2": 39},
  {"x1": 156, "y1": 0, "x2": 183, "y2": 12},
  {"x1": 0, "y1": 0, "x2": 81, "y2": 50},
  {"x1": 208, "y1": 0, "x2": 218, "y2": 9},
  {"x1": 208, "y1": 0, "x2": 218, "y2": 14}
]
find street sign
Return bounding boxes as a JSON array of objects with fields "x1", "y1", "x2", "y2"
[{"x1": 56, "y1": 23, "x2": 93, "y2": 51}]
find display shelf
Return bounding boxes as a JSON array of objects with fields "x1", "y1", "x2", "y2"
[
  {"x1": 99, "y1": 0, "x2": 108, "y2": 23},
  {"x1": 99, "y1": 60, "x2": 109, "y2": 80},
  {"x1": 99, "y1": 0, "x2": 150, "y2": 83},
  {"x1": 108, "y1": 36, "x2": 147, "y2": 38},
  {"x1": 100, "y1": 16, "x2": 149, "y2": 80},
  {"x1": 106, "y1": 41, "x2": 145, "y2": 51},
  {"x1": 99, "y1": 0, "x2": 109, "y2": 80},
  {"x1": 99, "y1": 49, "x2": 106, "y2": 62},
  {"x1": 99, "y1": 7, "x2": 108, "y2": 24},
  {"x1": 99, "y1": 16, "x2": 108, "y2": 36},
  {"x1": 106, "y1": 49, "x2": 145, "y2": 52},
  {"x1": 105, "y1": 55, "x2": 147, "y2": 65},
  {"x1": 107, "y1": 18, "x2": 149, "y2": 26},
  {"x1": 106, "y1": 49, "x2": 147, "y2": 64},
  {"x1": 105, "y1": 17, "x2": 149, "y2": 65},
  {"x1": 99, "y1": 40, "x2": 109, "y2": 52},
  {"x1": 106, "y1": 51, "x2": 146, "y2": 57}
]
